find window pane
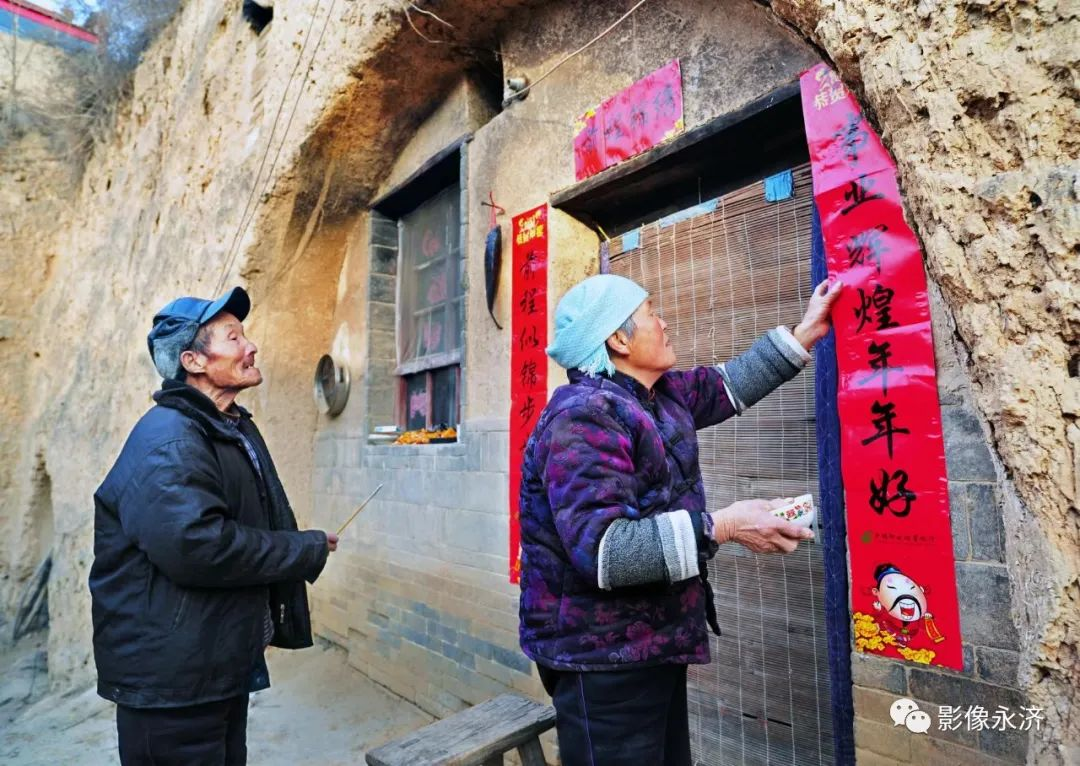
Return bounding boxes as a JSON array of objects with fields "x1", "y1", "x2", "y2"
[
  {"x1": 405, "y1": 374, "x2": 428, "y2": 430},
  {"x1": 398, "y1": 185, "x2": 462, "y2": 366},
  {"x1": 431, "y1": 366, "x2": 458, "y2": 428}
]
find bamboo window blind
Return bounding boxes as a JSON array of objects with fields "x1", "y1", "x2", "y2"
[{"x1": 608, "y1": 164, "x2": 835, "y2": 766}]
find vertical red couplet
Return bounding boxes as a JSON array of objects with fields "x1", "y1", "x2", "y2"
[
  {"x1": 801, "y1": 65, "x2": 963, "y2": 670},
  {"x1": 508, "y1": 205, "x2": 549, "y2": 583}
]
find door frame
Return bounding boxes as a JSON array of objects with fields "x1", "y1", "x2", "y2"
[{"x1": 553, "y1": 81, "x2": 856, "y2": 764}]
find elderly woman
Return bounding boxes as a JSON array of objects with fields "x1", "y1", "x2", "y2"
[{"x1": 518, "y1": 273, "x2": 842, "y2": 765}]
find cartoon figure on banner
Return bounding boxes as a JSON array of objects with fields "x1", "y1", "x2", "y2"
[
  {"x1": 853, "y1": 562, "x2": 945, "y2": 665},
  {"x1": 873, "y1": 563, "x2": 940, "y2": 644}
]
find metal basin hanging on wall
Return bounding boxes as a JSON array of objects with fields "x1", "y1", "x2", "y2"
[{"x1": 313, "y1": 354, "x2": 350, "y2": 417}]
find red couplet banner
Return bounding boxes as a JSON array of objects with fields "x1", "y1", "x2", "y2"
[
  {"x1": 801, "y1": 65, "x2": 963, "y2": 669},
  {"x1": 508, "y1": 205, "x2": 549, "y2": 583},
  {"x1": 573, "y1": 59, "x2": 684, "y2": 181}
]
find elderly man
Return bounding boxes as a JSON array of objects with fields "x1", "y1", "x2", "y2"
[
  {"x1": 518, "y1": 273, "x2": 842, "y2": 765},
  {"x1": 90, "y1": 286, "x2": 337, "y2": 766}
]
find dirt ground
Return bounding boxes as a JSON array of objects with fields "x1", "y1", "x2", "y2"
[{"x1": 0, "y1": 633, "x2": 433, "y2": 765}]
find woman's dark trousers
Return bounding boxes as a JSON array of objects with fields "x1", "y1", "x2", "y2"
[{"x1": 540, "y1": 664, "x2": 691, "y2": 766}]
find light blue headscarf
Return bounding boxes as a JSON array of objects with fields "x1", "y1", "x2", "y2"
[{"x1": 545, "y1": 274, "x2": 648, "y2": 377}]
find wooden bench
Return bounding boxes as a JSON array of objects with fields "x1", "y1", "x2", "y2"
[{"x1": 365, "y1": 693, "x2": 556, "y2": 766}]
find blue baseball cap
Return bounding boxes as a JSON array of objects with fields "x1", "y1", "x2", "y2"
[
  {"x1": 146, "y1": 287, "x2": 251, "y2": 379},
  {"x1": 151, "y1": 285, "x2": 251, "y2": 327}
]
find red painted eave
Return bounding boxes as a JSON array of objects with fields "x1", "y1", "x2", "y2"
[{"x1": 0, "y1": 0, "x2": 99, "y2": 44}]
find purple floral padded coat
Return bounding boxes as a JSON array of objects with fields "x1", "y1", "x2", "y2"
[{"x1": 518, "y1": 367, "x2": 738, "y2": 671}]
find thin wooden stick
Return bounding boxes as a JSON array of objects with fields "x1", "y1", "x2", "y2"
[{"x1": 336, "y1": 484, "x2": 384, "y2": 536}]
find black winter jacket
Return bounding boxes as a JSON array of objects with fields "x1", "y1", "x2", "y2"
[{"x1": 90, "y1": 380, "x2": 329, "y2": 708}]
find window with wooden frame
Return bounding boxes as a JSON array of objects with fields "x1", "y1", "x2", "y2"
[{"x1": 395, "y1": 184, "x2": 463, "y2": 430}]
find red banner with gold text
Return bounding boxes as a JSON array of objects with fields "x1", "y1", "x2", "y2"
[
  {"x1": 508, "y1": 205, "x2": 549, "y2": 583},
  {"x1": 801, "y1": 65, "x2": 962, "y2": 669}
]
